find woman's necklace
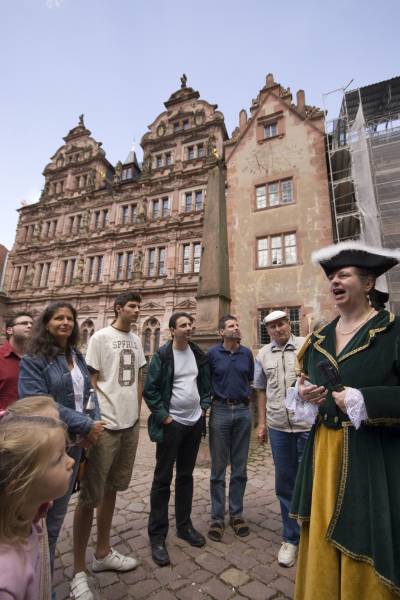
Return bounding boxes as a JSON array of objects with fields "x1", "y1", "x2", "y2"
[{"x1": 336, "y1": 307, "x2": 375, "y2": 335}]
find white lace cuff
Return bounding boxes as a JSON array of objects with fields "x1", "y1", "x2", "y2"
[
  {"x1": 285, "y1": 380, "x2": 319, "y2": 425},
  {"x1": 344, "y1": 387, "x2": 367, "y2": 430}
]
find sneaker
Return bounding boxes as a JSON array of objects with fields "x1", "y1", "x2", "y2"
[
  {"x1": 70, "y1": 572, "x2": 94, "y2": 600},
  {"x1": 92, "y1": 548, "x2": 138, "y2": 572},
  {"x1": 278, "y1": 542, "x2": 298, "y2": 567}
]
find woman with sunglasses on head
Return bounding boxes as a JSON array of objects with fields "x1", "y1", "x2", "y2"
[
  {"x1": 288, "y1": 242, "x2": 400, "y2": 599},
  {"x1": 18, "y1": 301, "x2": 103, "y2": 573}
]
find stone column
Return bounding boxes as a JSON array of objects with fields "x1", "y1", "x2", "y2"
[{"x1": 193, "y1": 159, "x2": 230, "y2": 350}]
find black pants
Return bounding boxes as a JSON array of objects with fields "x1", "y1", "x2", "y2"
[{"x1": 148, "y1": 417, "x2": 203, "y2": 543}]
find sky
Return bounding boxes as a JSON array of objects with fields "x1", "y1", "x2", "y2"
[{"x1": 1, "y1": 0, "x2": 399, "y2": 249}]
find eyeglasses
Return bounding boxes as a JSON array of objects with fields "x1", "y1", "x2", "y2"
[{"x1": 12, "y1": 320, "x2": 33, "y2": 327}]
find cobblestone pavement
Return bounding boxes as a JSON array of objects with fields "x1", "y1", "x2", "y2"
[{"x1": 54, "y1": 420, "x2": 296, "y2": 600}]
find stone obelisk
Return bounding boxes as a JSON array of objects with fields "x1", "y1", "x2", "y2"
[{"x1": 193, "y1": 158, "x2": 230, "y2": 350}]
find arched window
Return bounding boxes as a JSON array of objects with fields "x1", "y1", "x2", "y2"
[
  {"x1": 143, "y1": 328, "x2": 152, "y2": 354},
  {"x1": 154, "y1": 328, "x2": 160, "y2": 352},
  {"x1": 142, "y1": 318, "x2": 161, "y2": 356},
  {"x1": 80, "y1": 319, "x2": 95, "y2": 349}
]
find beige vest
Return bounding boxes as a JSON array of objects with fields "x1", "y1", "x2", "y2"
[{"x1": 256, "y1": 335, "x2": 310, "y2": 432}]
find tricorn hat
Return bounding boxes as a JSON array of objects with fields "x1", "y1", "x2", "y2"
[{"x1": 312, "y1": 241, "x2": 400, "y2": 278}]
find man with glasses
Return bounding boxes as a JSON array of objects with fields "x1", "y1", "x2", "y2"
[{"x1": 0, "y1": 312, "x2": 33, "y2": 409}]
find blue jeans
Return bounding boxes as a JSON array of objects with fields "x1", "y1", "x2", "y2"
[
  {"x1": 47, "y1": 444, "x2": 81, "y2": 572},
  {"x1": 268, "y1": 427, "x2": 309, "y2": 545},
  {"x1": 209, "y1": 402, "x2": 252, "y2": 522}
]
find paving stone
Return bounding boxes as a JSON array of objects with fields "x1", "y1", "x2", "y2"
[
  {"x1": 103, "y1": 582, "x2": 130, "y2": 599},
  {"x1": 95, "y1": 570, "x2": 120, "y2": 587},
  {"x1": 271, "y1": 575, "x2": 295, "y2": 597},
  {"x1": 251, "y1": 564, "x2": 277, "y2": 585},
  {"x1": 151, "y1": 591, "x2": 177, "y2": 600},
  {"x1": 239, "y1": 580, "x2": 276, "y2": 599},
  {"x1": 50, "y1": 426, "x2": 298, "y2": 600},
  {"x1": 220, "y1": 567, "x2": 250, "y2": 587},
  {"x1": 202, "y1": 576, "x2": 235, "y2": 600},
  {"x1": 175, "y1": 584, "x2": 206, "y2": 599},
  {"x1": 195, "y1": 552, "x2": 231, "y2": 574},
  {"x1": 128, "y1": 578, "x2": 161, "y2": 598}
]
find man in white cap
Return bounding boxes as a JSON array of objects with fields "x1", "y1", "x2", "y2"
[{"x1": 255, "y1": 310, "x2": 310, "y2": 567}]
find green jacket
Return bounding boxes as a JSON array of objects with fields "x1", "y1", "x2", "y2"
[
  {"x1": 291, "y1": 310, "x2": 400, "y2": 595},
  {"x1": 143, "y1": 340, "x2": 211, "y2": 443}
]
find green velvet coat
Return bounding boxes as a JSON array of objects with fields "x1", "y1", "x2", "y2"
[{"x1": 291, "y1": 310, "x2": 400, "y2": 595}]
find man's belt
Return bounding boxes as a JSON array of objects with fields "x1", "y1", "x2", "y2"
[{"x1": 213, "y1": 396, "x2": 249, "y2": 406}]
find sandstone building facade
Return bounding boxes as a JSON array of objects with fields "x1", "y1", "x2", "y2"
[
  {"x1": 4, "y1": 75, "x2": 333, "y2": 354},
  {"x1": 225, "y1": 74, "x2": 333, "y2": 350}
]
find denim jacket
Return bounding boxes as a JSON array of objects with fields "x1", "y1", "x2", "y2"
[{"x1": 18, "y1": 349, "x2": 100, "y2": 436}]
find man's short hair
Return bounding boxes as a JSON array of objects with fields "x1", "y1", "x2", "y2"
[
  {"x1": 169, "y1": 312, "x2": 192, "y2": 330},
  {"x1": 218, "y1": 314, "x2": 238, "y2": 331},
  {"x1": 113, "y1": 291, "x2": 142, "y2": 317},
  {"x1": 5, "y1": 311, "x2": 33, "y2": 339}
]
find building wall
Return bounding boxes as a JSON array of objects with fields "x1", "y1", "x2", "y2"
[
  {"x1": 225, "y1": 75, "x2": 334, "y2": 351},
  {"x1": 4, "y1": 83, "x2": 227, "y2": 355},
  {"x1": 5, "y1": 75, "x2": 336, "y2": 355}
]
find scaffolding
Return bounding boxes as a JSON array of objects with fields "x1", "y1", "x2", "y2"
[{"x1": 324, "y1": 77, "x2": 400, "y2": 313}]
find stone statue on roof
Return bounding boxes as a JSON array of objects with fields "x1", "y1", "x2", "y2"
[
  {"x1": 113, "y1": 161, "x2": 122, "y2": 184},
  {"x1": 180, "y1": 73, "x2": 187, "y2": 89},
  {"x1": 79, "y1": 114, "x2": 85, "y2": 126}
]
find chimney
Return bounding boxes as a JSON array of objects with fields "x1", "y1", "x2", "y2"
[
  {"x1": 239, "y1": 109, "x2": 247, "y2": 129},
  {"x1": 297, "y1": 90, "x2": 305, "y2": 112},
  {"x1": 266, "y1": 73, "x2": 274, "y2": 87}
]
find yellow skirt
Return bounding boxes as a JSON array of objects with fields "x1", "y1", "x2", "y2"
[{"x1": 294, "y1": 425, "x2": 397, "y2": 600}]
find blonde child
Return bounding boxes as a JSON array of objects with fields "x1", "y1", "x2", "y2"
[{"x1": 0, "y1": 396, "x2": 74, "y2": 600}]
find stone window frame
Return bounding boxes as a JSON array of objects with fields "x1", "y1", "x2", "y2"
[
  {"x1": 86, "y1": 255, "x2": 104, "y2": 283},
  {"x1": 256, "y1": 231, "x2": 298, "y2": 269},
  {"x1": 256, "y1": 111, "x2": 285, "y2": 143},
  {"x1": 181, "y1": 188, "x2": 205, "y2": 214},
  {"x1": 113, "y1": 250, "x2": 134, "y2": 281},
  {"x1": 152, "y1": 151, "x2": 174, "y2": 170},
  {"x1": 149, "y1": 195, "x2": 170, "y2": 220},
  {"x1": 35, "y1": 261, "x2": 52, "y2": 288},
  {"x1": 179, "y1": 241, "x2": 202, "y2": 274},
  {"x1": 146, "y1": 246, "x2": 167, "y2": 278},
  {"x1": 254, "y1": 177, "x2": 295, "y2": 211},
  {"x1": 182, "y1": 140, "x2": 207, "y2": 162},
  {"x1": 60, "y1": 257, "x2": 77, "y2": 286}
]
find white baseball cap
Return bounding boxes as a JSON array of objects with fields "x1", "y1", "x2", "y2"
[{"x1": 263, "y1": 310, "x2": 288, "y2": 325}]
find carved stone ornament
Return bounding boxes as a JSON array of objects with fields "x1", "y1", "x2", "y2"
[
  {"x1": 174, "y1": 298, "x2": 196, "y2": 309},
  {"x1": 157, "y1": 122, "x2": 166, "y2": 137},
  {"x1": 194, "y1": 111, "x2": 205, "y2": 126}
]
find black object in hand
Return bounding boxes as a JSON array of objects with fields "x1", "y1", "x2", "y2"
[{"x1": 316, "y1": 359, "x2": 345, "y2": 392}]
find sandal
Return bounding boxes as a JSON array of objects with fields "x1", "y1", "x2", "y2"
[
  {"x1": 207, "y1": 521, "x2": 224, "y2": 542},
  {"x1": 230, "y1": 516, "x2": 250, "y2": 537}
]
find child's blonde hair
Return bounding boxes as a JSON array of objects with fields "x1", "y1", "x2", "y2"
[{"x1": 0, "y1": 396, "x2": 66, "y2": 544}]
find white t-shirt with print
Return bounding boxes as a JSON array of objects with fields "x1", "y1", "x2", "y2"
[{"x1": 86, "y1": 325, "x2": 146, "y2": 430}]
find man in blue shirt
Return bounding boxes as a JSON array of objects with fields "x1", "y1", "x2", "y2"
[{"x1": 207, "y1": 315, "x2": 254, "y2": 542}]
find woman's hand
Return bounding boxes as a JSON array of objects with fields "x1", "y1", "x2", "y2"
[
  {"x1": 298, "y1": 373, "x2": 328, "y2": 405},
  {"x1": 332, "y1": 389, "x2": 347, "y2": 413},
  {"x1": 86, "y1": 420, "x2": 105, "y2": 444}
]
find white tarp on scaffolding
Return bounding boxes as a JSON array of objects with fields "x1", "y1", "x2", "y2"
[{"x1": 349, "y1": 103, "x2": 388, "y2": 292}]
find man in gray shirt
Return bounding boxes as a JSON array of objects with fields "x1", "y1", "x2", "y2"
[{"x1": 144, "y1": 312, "x2": 211, "y2": 567}]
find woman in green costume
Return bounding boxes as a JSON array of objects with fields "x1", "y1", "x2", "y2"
[{"x1": 288, "y1": 242, "x2": 400, "y2": 599}]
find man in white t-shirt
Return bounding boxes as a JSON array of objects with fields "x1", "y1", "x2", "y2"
[
  {"x1": 144, "y1": 312, "x2": 211, "y2": 567},
  {"x1": 71, "y1": 292, "x2": 146, "y2": 600}
]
